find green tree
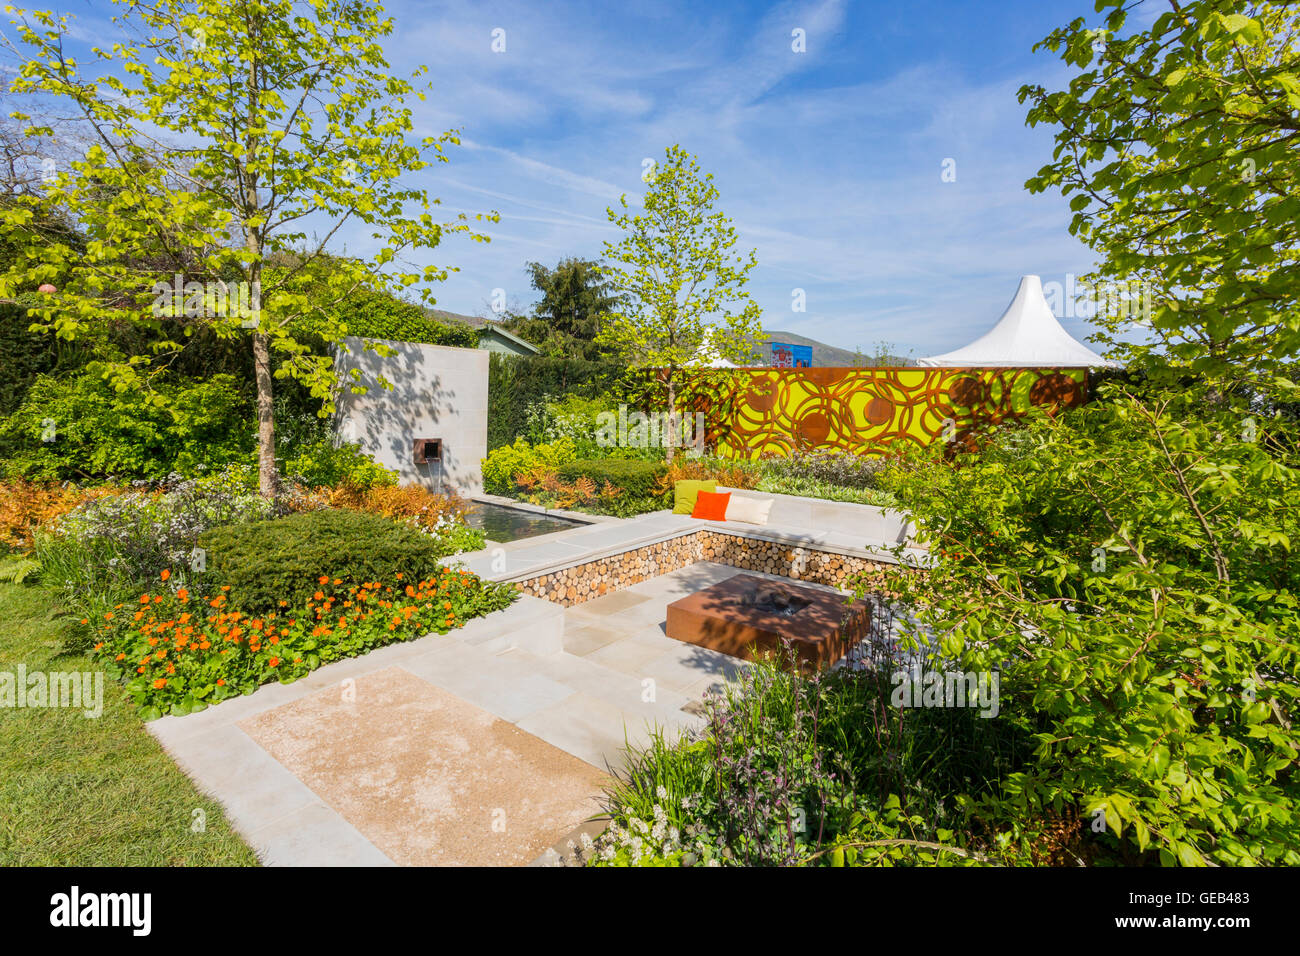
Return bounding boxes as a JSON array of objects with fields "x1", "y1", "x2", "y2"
[
  {"x1": 503, "y1": 257, "x2": 621, "y2": 359},
  {"x1": 1020, "y1": 0, "x2": 1300, "y2": 386},
  {"x1": 0, "y1": 0, "x2": 493, "y2": 497},
  {"x1": 596, "y1": 145, "x2": 762, "y2": 460}
]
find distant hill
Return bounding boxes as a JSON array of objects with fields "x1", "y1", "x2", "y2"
[{"x1": 758, "y1": 330, "x2": 914, "y2": 367}]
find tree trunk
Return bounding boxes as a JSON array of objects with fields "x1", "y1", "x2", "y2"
[
  {"x1": 253, "y1": 330, "x2": 277, "y2": 499},
  {"x1": 244, "y1": 18, "x2": 275, "y2": 499},
  {"x1": 665, "y1": 373, "x2": 676, "y2": 464}
]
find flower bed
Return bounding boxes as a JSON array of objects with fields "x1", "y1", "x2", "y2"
[{"x1": 91, "y1": 567, "x2": 516, "y2": 719}]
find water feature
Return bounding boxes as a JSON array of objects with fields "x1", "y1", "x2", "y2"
[{"x1": 464, "y1": 501, "x2": 587, "y2": 543}]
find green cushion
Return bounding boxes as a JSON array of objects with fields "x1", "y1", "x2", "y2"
[{"x1": 673, "y1": 479, "x2": 717, "y2": 514}]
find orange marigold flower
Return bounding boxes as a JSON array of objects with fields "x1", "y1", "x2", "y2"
[
  {"x1": 216, "y1": 678, "x2": 226, "y2": 686},
  {"x1": 115, "y1": 653, "x2": 125, "y2": 661},
  {"x1": 160, "y1": 569, "x2": 171, "y2": 581},
  {"x1": 199, "y1": 640, "x2": 210, "y2": 650},
  {"x1": 332, "y1": 577, "x2": 341, "y2": 585},
  {"x1": 137, "y1": 667, "x2": 145, "y2": 674},
  {"x1": 319, "y1": 575, "x2": 329, "y2": 585},
  {"x1": 153, "y1": 678, "x2": 166, "y2": 688},
  {"x1": 268, "y1": 657, "x2": 279, "y2": 667},
  {"x1": 80, "y1": 618, "x2": 89, "y2": 625},
  {"x1": 134, "y1": 611, "x2": 144, "y2": 621},
  {"x1": 314, "y1": 591, "x2": 324, "y2": 601},
  {"x1": 177, "y1": 589, "x2": 189, "y2": 602},
  {"x1": 104, "y1": 612, "x2": 115, "y2": 621}
]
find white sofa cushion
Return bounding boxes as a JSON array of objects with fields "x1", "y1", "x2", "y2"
[{"x1": 725, "y1": 494, "x2": 774, "y2": 526}]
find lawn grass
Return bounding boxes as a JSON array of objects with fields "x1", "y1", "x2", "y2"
[{"x1": 0, "y1": 580, "x2": 258, "y2": 865}]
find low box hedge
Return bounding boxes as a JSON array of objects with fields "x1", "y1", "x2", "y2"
[
  {"x1": 555, "y1": 458, "x2": 669, "y2": 501},
  {"x1": 197, "y1": 508, "x2": 456, "y2": 612}
]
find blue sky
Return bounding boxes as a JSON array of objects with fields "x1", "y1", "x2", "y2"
[
  {"x1": 377, "y1": 0, "x2": 1133, "y2": 358},
  {"x1": 29, "y1": 0, "x2": 1148, "y2": 358}
]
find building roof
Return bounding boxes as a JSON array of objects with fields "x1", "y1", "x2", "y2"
[{"x1": 478, "y1": 323, "x2": 541, "y2": 354}]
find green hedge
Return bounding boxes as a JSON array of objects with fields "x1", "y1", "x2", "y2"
[
  {"x1": 556, "y1": 458, "x2": 668, "y2": 501},
  {"x1": 488, "y1": 353, "x2": 630, "y2": 450},
  {"x1": 294, "y1": 287, "x2": 478, "y2": 348},
  {"x1": 197, "y1": 508, "x2": 456, "y2": 613},
  {"x1": 0, "y1": 302, "x2": 96, "y2": 418}
]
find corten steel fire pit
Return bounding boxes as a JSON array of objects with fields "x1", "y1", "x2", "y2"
[{"x1": 665, "y1": 573, "x2": 870, "y2": 669}]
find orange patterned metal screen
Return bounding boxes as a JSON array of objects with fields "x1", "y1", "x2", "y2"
[{"x1": 697, "y1": 366, "x2": 1089, "y2": 458}]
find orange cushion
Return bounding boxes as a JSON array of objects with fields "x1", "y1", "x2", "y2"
[{"x1": 691, "y1": 490, "x2": 731, "y2": 521}]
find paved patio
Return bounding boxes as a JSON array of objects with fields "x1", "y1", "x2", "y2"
[{"x1": 149, "y1": 562, "x2": 799, "y2": 866}]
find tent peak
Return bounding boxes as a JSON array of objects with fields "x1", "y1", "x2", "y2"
[{"x1": 917, "y1": 275, "x2": 1120, "y2": 368}]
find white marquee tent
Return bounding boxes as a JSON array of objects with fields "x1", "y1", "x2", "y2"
[{"x1": 917, "y1": 275, "x2": 1120, "y2": 368}]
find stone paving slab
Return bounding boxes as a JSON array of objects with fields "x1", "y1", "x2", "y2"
[
  {"x1": 241, "y1": 667, "x2": 608, "y2": 866},
  {"x1": 515, "y1": 691, "x2": 667, "y2": 772}
]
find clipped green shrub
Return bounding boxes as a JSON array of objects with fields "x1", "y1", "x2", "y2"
[
  {"x1": 197, "y1": 508, "x2": 457, "y2": 612},
  {"x1": 556, "y1": 458, "x2": 668, "y2": 501}
]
